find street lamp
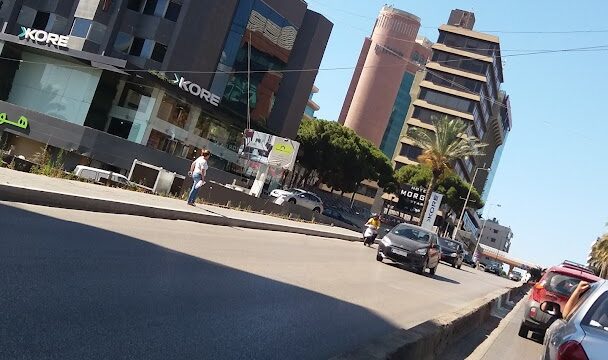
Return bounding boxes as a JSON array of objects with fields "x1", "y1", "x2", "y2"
[
  {"x1": 472, "y1": 203, "x2": 501, "y2": 265},
  {"x1": 451, "y1": 166, "x2": 491, "y2": 240}
]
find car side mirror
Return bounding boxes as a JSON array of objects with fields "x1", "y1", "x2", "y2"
[{"x1": 540, "y1": 301, "x2": 562, "y2": 318}]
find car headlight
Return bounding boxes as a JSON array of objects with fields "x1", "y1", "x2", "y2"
[
  {"x1": 381, "y1": 237, "x2": 391, "y2": 246},
  {"x1": 415, "y1": 248, "x2": 427, "y2": 255},
  {"x1": 450, "y1": 253, "x2": 457, "y2": 257}
]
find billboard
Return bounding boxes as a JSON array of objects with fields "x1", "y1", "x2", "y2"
[
  {"x1": 238, "y1": 129, "x2": 299, "y2": 171},
  {"x1": 421, "y1": 192, "x2": 443, "y2": 231}
]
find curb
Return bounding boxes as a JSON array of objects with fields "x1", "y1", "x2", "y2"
[
  {"x1": 0, "y1": 184, "x2": 362, "y2": 242},
  {"x1": 330, "y1": 283, "x2": 530, "y2": 360}
]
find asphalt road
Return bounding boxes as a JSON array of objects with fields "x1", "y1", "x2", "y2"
[
  {"x1": 476, "y1": 299, "x2": 544, "y2": 360},
  {"x1": 0, "y1": 202, "x2": 516, "y2": 360}
]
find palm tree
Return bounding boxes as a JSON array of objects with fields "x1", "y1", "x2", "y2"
[
  {"x1": 589, "y1": 234, "x2": 608, "y2": 278},
  {"x1": 407, "y1": 116, "x2": 486, "y2": 226}
]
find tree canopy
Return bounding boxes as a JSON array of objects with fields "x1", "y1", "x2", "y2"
[{"x1": 296, "y1": 119, "x2": 395, "y2": 193}]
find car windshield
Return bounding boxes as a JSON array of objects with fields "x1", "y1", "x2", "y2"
[
  {"x1": 439, "y1": 238, "x2": 459, "y2": 251},
  {"x1": 391, "y1": 225, "x2": 433, "y2": 244},
  {"x1": 285, "y1": 188, "x2": 304, "y2": 194}
]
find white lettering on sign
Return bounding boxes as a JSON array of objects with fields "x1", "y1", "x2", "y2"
[
  {"x1": 18, "y1": 27, "x2": 69, "y2": 47},
  {"x1": 176, "y1": 75, "x2": 221, "y2": 107}
]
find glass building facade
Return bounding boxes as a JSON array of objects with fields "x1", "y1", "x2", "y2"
[{"x1": 379, "y1": 72, "x2": 415, "y2": 158}]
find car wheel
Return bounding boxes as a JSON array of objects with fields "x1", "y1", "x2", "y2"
[
  {"x1": 376, "y1": 251, "x2": 383, "y2": 262},
  {"x1": 312, "y1": 207, "x2": 320, "y2": 213},
  {"x1": 417, "y1": 261, "x2": 426, "y2": 274},
  {"x1": 288, "y1": 198, "x2": 296, "y2": 204},
  {"x1": 518, "y1": 322, "x2": 530, "y2": 338}
]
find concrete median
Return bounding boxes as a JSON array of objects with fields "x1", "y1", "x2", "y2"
[
  {"x1": 0, "y1": 183, "x2": 362, "y2": 242},
  {"x1": 330, "y1": 283, "x2": 530, "y2": 360}
]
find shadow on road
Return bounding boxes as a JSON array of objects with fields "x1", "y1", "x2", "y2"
[
  {"x1": 0, "y1": 203, "x2": 397, "y2": 360},
  {"x1": 432, "y1": 274, "x2": 461, "y2": 284}
]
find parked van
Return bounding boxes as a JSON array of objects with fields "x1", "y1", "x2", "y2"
[{"x1": 73, "y1": 165, "x2": 130, "y2": 185}]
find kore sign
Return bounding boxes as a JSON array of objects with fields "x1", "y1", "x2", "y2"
[
  {"x1": 18, "y1": 27, "x2": 69, "y2": 48},
  {"x1": 148, "y1": 71, "x2": 221, "y2": 107}
]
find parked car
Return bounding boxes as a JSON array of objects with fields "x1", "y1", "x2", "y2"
[
  {"x1": 463, "y1": 253, "x2": 476, "y2": 267},
  {"x1": 273, "y1": 189, "x2": 324, "y2": 213},
  {"x1": 269, "y1": 188, "x2": 306, "y2": 198},
  {"x1": 376, "y1": 223, "x2": 441, "y2": 276},
  {"x1": 519, "y1": 260, "x2": 602, "y2": 340},
  {"x1": 73, "y1": 165, "x2": 130, "y2": 186},
  {"x1": 484, "y1": 262, "x2": 502, "y2": 275},
  {"x1": 438, "y1": 237, "x2": 465, "y2": 269},
  {"x1": 322, "y1": 207, "x2": 358, "y2": 228},
  {"x1": 509, "y1": 272, "x2": 523, "y2": 282},
  {"x1": 540, "y1": 279, "x2": 607, "y2": 360}
]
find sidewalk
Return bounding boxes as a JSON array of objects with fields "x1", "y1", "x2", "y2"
[{"x1": 0, "y1": 168, "x2": 362, "y2": 241}]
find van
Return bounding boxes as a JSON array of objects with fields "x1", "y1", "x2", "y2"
[{"x1": 73, "y1": 165, "x2": 130, "y2": 186}]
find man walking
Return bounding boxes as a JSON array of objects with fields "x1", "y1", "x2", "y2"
[{"x1": 187, "y1": 150, "x2": 211, "y2": 206}]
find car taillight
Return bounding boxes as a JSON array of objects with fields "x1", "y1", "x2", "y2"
[
  {"x1": 557, "y1": 341, "x2": 588, "y2": 360},
  {"x1": 531, "y1": 282, "x2": 544, "y2": 302}
]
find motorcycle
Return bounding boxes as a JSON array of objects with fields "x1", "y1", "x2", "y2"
[{"x1": 363, "y1": 226, "x2": 378, "y2": 246}]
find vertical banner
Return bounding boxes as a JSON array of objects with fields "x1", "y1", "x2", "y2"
[{"x1": 421, "y1": 192, "x2": 443, "y2": 231}]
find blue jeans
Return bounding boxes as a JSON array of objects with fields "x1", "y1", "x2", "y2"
[{"x1": 187, "y1": 173, "x2": 202, "y2": 204}]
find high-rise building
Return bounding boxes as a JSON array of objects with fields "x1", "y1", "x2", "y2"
[
  {"x1": 393, "y1": 9, "x2": 511, "y2": 198},
  {"x1": 303, "y1": 85, "x2": 320, "y2": 120},
  {"x1": 0, "y1": 0, "x2": 332, "y2": 177},
  {"x1": 339, "y1": 6, "x2": 431, "y2": 157}
]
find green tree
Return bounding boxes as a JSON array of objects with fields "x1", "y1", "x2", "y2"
[
  {"x1": 407, "y1": 116, "x2": 486, "y2": 225},
  {"x1": 589, "y1": 234, "x2": 608, "y2": 278},
  {"x1": 296, "y1": 119, "x2": 395, "y2": 193}
]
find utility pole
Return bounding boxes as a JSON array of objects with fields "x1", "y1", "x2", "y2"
[{"x1": 452, "y1": 166, "x2": 490, "y2": 240}]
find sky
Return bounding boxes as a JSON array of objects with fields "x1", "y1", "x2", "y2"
[{"x1": 305, "y1": 0, "x2": 608, "y2": 268}]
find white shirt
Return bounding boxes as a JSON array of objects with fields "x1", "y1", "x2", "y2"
[{"x1": 192, "y1": 156, "x2": 208, "y2": 176}]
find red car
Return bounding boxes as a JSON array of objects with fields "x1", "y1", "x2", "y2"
[{"x1": 519, "y1": 260, "x2": 602, "y2": 339}]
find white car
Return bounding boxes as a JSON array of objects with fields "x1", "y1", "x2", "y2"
[{"x1": 272, "y1": 188, "x2": 324, "y2": 213}]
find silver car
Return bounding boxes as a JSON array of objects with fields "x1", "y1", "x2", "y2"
[{"x1": 542, "y1": 279, "x2": 608, "y2": 360}]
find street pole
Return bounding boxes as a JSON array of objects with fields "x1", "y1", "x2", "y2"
[
  {"x1": 451, "y1": 166, "x2": 490, "y2": 240},
  {"x1": 472, "y1": 203, "x2": 500, "y2": 266}
]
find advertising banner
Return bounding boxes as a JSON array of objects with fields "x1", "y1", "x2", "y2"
[
  {"x1": 238, "y1": 129, "x2": 299, "y2": 171},
  {"x1": 421, "y1": 192, "x2": 443, "y2": 231}
]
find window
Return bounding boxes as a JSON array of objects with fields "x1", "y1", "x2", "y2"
[
  {"x1": 399, "y1": 144, "x2": 423, "y2": 159},
  {"x1": 420, "y1": 89, "x2": 472, "y2": 113},
  {"x1": 583, "y1": 292, "x2": 608, "y2": 331},
  {"x1": 127, "y1": 0, "x2": 145, "y2": 11},
  {"x1": 114, "y1": 32, "x2": 133, "y2": 53},
  {"x1": 165, "y1": 0, "x2": 181, "y2": 21},
  {"x1": 542, "y1": 273, "x2": 585, "y2": 298},
  {"x1": 490, "y1": 238, "x2": 496, "y2": 243},
  {"x1": 118, "y1": 83, "x2": 152, "y2": 110},
  {"x1": 32, "y1": 11, "x2": 50, "y2": 29},
  {"x1": 493, "y1": 229, "x2": 499, "y2": 234},
  {"x1": 70, "y1": 18, "x2": 92, "y2": 38},
  {"x1": 157, "y1": 94, "x2": 190, "y2": 128},
  {"x1": 150, "y1": 42, "x2": 167, "y2": 62},
  {"x1": 413, "y1": 107, "x2": 447, "y2": 125},
  {"x1": 129, "y1": 37, "x2": 145, "y2": 56}
]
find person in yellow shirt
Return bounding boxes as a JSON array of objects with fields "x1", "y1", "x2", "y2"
[{"x1": 363, "y1": 214, "x2": 381, "y2": 246}]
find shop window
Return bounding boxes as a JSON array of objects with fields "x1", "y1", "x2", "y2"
[
  {"x1": 71, "y1": 18, "x2": 92, "y2": 38},
  {"x1": 107, "y1": 118, "x2": 133, "y2": 139},
  {"x1": 119, "y1": 83, "x2": 152, "y2": 110},
  {"x1": 157, "y1": 94, "x2": 190, "y2": 129},
  {"x1": 146, "y1": 129, "x2": 183, "y2": 155},
  {"x1": 150, "y1": 42, "x2": 167, "y2": 63}
]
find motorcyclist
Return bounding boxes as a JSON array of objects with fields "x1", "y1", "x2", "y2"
[{"x1": 363, "y1": 213, "x2": 381, "y2": 246}]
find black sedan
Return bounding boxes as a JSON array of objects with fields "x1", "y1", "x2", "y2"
[
  {"x1": 438, "y1": 237, "x2": 465, "y2": 269},
  {"x1": 376, "y1": 223, "x2": 441, "y2": 276}
]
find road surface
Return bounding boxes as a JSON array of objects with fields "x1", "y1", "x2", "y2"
[{"x1": 0, "y1": 202, "x2": 516, "y2": 360}]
